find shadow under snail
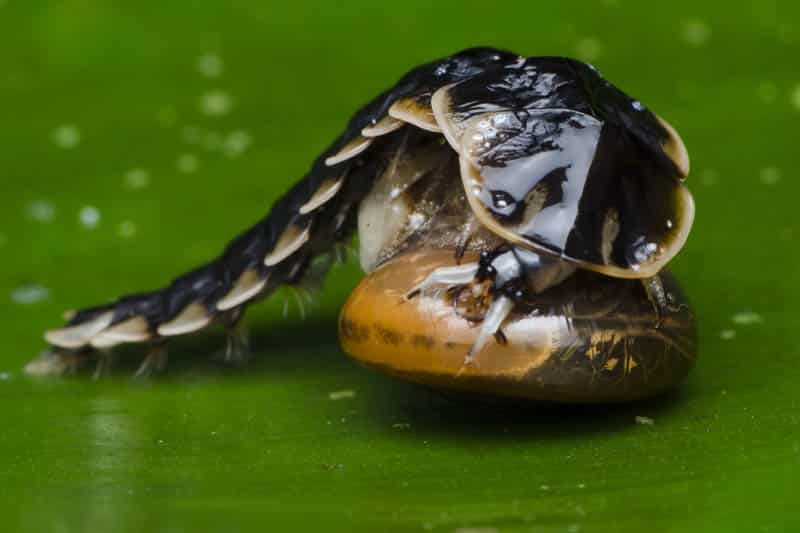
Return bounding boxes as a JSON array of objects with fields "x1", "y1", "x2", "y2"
[{"x1": 31, "y1": 47, "x2": 697, "y2": 403}]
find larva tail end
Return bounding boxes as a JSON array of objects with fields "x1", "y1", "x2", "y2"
[{"x1": 25, "y1": 349, "x2": 90, "y2": 377}]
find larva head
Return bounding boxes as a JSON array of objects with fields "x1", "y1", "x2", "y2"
[
  {"x1": 431, "y1": 57, "x2": 693, "y2": 279},
  {"x1": 339, "y1": 248, "x2": 697, "y2": 403}
]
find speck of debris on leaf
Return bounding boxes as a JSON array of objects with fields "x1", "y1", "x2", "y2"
[
  {"x1": 182, "y1": 125, "x2": 202, "y2": 144},
  {"x1": 157, "y1": 107, "x2": 178, "y2": 127},
  {"x1": 52, "y1": 125, "x2": 81, "y2": 149},
  {"x1": 758, "y1": 81, "x2": 778, "y2": 103},
  {"x1": 204, "y1": 131, "x2": 223, "y2": 151},
  {"x1": 200, "y1": 89, "x2": 233, "y2": 116},
  {"x1": 27, "y1": 200, "x2": 55, "y2": 223},
  {"x1": 11, "y1": 284, "x2": 50, "y2": 305},
  {"x1": 328, "y1": 389, "x2": 356, "y2": 401},
  {"x1": 392, "y1": 423, "x2": 411, "y2": 430},
  {"x1": 635, "y1": 416, "x2": 655, "y2": 425},
  {"x1": 682, "y1": 19, "x2": 711, "y2": 46},
  {"x1": 125, "y1": 169, "x2": 150, "y2": 189},
  {"x1": 759, "y1": 167, "x2": 782, "y2": 185},
  {"x1": 700, "y1": 169, "x2": 719, "y2": 186},
  {"x1": 177, "y1": 153, "x2": 199, "y2": 173},
  {"x1": 118, "y1": 220, "x2": 137, "y2": 238},
  {"x1": 720, "y1": 329, "x2": 736, "y2": 340},
  {"x1": 791, "y1": 84, "x2": 800, "y2": 111},
  {"x1": 0, "y1": 372, "x2": 11, "y2": 381},
  {"x1": 196, "y1": 53, "x2": 224, "y2": 78},
  {"x1": 79, "y1": 206, "x2": 101, "y2": 229},
  {"x1": 731, "y1": 311, "x2": 762, "y2": 325},
  {"x1": 223, "y1": 130, "x2": 252, "y2": 158},
  {"x1": 575, "y1": 37, "x2": 602, "y2": 61}
]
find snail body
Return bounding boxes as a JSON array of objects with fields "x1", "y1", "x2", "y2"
[{"x1": 340, "y1": 249, "x2": 695, "y2": 403}]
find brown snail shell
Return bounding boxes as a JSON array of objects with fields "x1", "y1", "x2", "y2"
[{"x1": 339, "y1": 248, "x2": 697, "y2": 403}]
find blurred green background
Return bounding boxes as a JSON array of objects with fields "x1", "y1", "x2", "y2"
[{"x1": 1, "y1": 1, "x2": 798, "y2": 531}]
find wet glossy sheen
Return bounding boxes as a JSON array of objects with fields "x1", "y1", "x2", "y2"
[
  {"x1": 434, "y1": 58, "x2": 693, "y2": 278},
  {"x1": 0, "y1": 2, "x2": 798, "y2": 532}
]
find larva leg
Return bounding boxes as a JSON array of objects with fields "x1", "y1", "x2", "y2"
[
  {"x1": 219, "y1": 308, "x2": 250, "y2": 365},
  {"x1": 408, "y1": 246, "x2": 576, "y2": 362},
  {"x1": 406, "y1": 263, "x2": 479, "y2": 299},
  {"x1": 25, "y1": 349, "x2": 86, "y2": 376},
  {"x1": 92, "y1": 350, "x2": 114, "y2": 380},
  {"x1": 135, "y1": 345, "x2": 168, "y2": 378},
  {"x1": 468, "y1": 295, "x2": 515, "y2": 362},
  {"x1": 642, "y1": 274, "x2": 685, "y2": 328}
]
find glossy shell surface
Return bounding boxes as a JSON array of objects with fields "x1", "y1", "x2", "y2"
[
  {"x1": 340, "y1": 249, "x2": 697, "y2": 403},
  {"x1": 431, "y1": 59, "x2": 693, "y2": 278}
]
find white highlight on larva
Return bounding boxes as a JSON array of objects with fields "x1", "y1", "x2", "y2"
[
  {"x1": 157, "y1": 303, "x2": 212, "y2": 337},
  {"x1": 217, "y1": 270, "x2": 268, "y2": 311},
  {"x1": 325, "y1": 136, "x2": 373, "y2": 166},
  {"x1": 91, "y1": 316, "x2": 151, "y2": 348},
  {"x1": 299, "y1": 177, "x2": 344, "y2": 215},
  {"x1": 264, "y1": 225, "x2": 311, "y2": 267},
  {"x1": 361, "y1": 115, "x2": 404, "y2": 137},
  {"x1": 45, "y1": 311, "x2": 114, "y2": 349}
]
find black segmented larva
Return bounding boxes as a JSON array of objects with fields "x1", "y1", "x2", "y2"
[
  {"x1": 38, "y1": 48, "x2": 523, "y2": 373},
  {"x1": 35, "y1": 46, "x2": 692, "y2": 377}
]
